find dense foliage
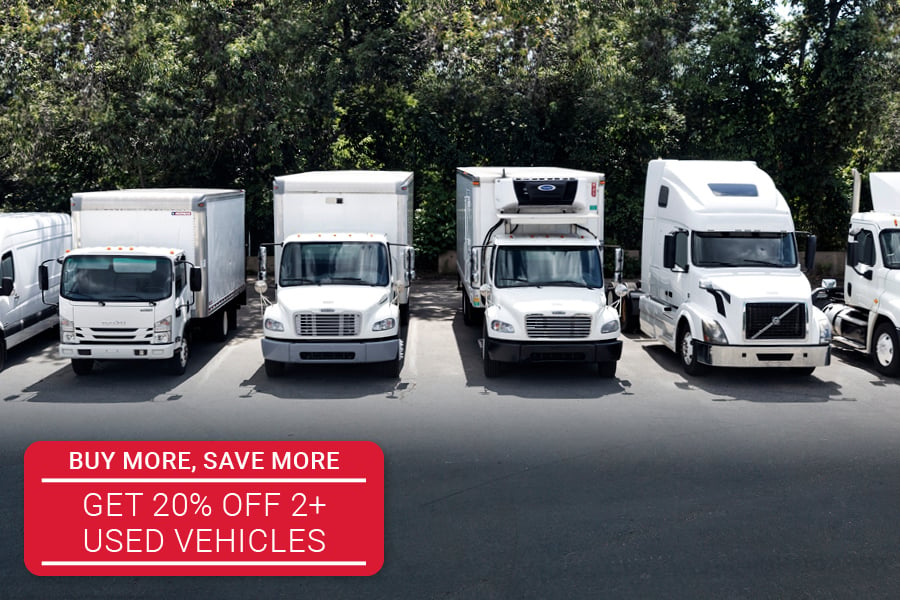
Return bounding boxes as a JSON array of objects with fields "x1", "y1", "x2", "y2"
[{"x1": 1, "y1": 1, "x2": 898, "y2": 266}]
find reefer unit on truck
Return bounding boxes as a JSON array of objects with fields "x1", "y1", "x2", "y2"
[
  {"x1": 813, "y1": 172, "x2": 900, "y2": 375},
  {"x1": 49, "y1": 189, "x2": 246, "y2": 375},
  {"x1": 0, "y1": 212, "x2": 71, "y2": 371},
  {"x1": 260, "y1": 170, "x2": 414, "y2": 378},
  {"x1": 457, "y1": 166, "x2": 622, "y2": 378},
  {"x1": 626, "y1": 159, "x2": 830, "y2": 375}
]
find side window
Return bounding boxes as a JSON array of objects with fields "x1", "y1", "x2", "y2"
[
  {"x1": 674, "y1": 231, "x2": 689, "y2": 270},
  {"x1": 855, "y1": 230, "x2": 876, "y2": 267},
  {"x1": 175, "y1": 263, "x2": 186, "y2": 293},
  {"x1": 0, "y1": 251, "x2": 13, "y2": 282}
]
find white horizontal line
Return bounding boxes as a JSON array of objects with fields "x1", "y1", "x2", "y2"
[
  {"x1": 42, "y1": 560, "x2": 366, "y2": 567},
  {"x1": 41, "y1": 478, "x2": 367, "y2": 484}
]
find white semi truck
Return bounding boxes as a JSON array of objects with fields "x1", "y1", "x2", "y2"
[
  {"x1": 260, "y1": 170, "x2": 414, "y2": 378},
  {"x1": 44, "y1": 188, "x2": 246, "y2": 375},
  {"x1": 457, "y1": 166, "x2": 622, "y2": 378},
  {"x1": 813, "y1": 172, "x2": 900, "y2": 375},
  {"x1": 0, "y1": 212, "x2": 71, "y2": 371},
  {"x1": 622, "y1": 159, "x2": 831, "y2": 375}
]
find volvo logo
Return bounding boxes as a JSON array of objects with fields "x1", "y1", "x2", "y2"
[
  {"x1": 537, "y1": 184, "x2": 557, "y2": 192},
  {"x1": 771, "y1": 316, "x2": 781, "y2": 326}
]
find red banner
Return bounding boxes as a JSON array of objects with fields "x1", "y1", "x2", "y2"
[{"x1": 24, "y1": 441, "x2": 383, "y2": 576}]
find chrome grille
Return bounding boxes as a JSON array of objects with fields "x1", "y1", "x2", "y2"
[
  {"x1": 745, "y1": 303, "x2": 806, "y2": 340},
  {"x1": 294, "y1": 313, "x2": 360, "y2": 337},
  {"x1": 525, "y1": 314, "x2": 592, "y2": 338},
  {"x1": 76, "y1": 327, "x2": 153, "y2": 343}
]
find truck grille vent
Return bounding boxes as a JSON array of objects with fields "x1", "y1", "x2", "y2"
[
  {"x1": 745, "y1": 303, "x2": 806, "y2": 340},
  {"x1": 525, "y1": 314, "x2": 592, "y2": 339},
  {"x1": 294, "y1": 313, "x2": 361, "y2": 337},
  {"x1": 76, "y1": 327, "x2": 153, "y2": 344}
]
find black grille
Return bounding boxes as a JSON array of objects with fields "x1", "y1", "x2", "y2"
[
  {"x1": 300, "y1": 352, "x2": 355, "y2": 360},
  {"x1": 745, "y1": 303, "x2": 806, "y2": 340}
]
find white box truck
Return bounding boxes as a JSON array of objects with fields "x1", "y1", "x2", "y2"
[
  {"x1": 457, "y1": 166, "x2": 623, "y2": 378},
  {"x1": 0, "y1": 212, "x2": 71, "y2": 371},
  {"x1": 260, "y1": 170, "x2": 414, "y2": 378},
  {"x1": 44, "y1": 189, "x2": 246, "y2": 375},
  {"x1": 626, "y1": 159, "x2": 831, "y2": 375},
  {"x1": 813, "y1": 172, "x2": 900, "y2": 375}
]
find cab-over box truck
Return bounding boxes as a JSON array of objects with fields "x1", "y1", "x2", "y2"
[
  {"x1": 0, "y1": 212, "x2": 71, "y2": 371},
  {"x1": 47, "y1": 189, "x2": 246, "y2": 375},
  {"x1": 260, "y1": 170, "x2": 414, "y2": 378},
  {"x1": 626, "y1": 159, "x2": 831, "y2": 375},
  {"x1": 814, "y1": 172, "x2": 900, "y2": 375},
  {"x1": 457, "y1": 166, "x2": 622, "y2": 378}
]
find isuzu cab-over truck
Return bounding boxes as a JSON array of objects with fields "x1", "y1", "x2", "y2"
[
  {"x1": 44, "y1": 189, "x2": 246, "y2": 376},
  {"x1": 813, "y1": 172, "x2": 900, "y2": 375},
  {"x1": 260, "y1": 170, "x2": 414, "y2": 378},
  {"x1": 457, "y1": 166, "x2": 622, "y2": 378},
  {"x1": 623, "y1": 159, "x2": 831, "y2": 375}
]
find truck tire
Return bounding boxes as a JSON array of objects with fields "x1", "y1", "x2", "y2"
[
  {"x1": 872, "y1": 322, "x2": 900, "y2": 376},
  {"x1": 677, "y1": 323, "x2": 707, "y2": 376},
  {"x1": 264, "y1": 359, "x2": 286, "y2": 377},
  {"x1": 462, "y1": 290, "x2": 477, "y2": 326},
  {"x1": 168, "y1": 336, "x2": 189, "y2": 376},
  {"x1": 597, "y1": 361, "x2": 617, "y2": 378},
  {"x1": 378, "y1": 352, "x2": 402, "y2": 378},
  {"x1": 71, "y1": 358, "x2": 94, "y2": 376},
  {"x1": 400, "y1": 302, "x2": 410, "y2": 326},
  {"x1": 0, "y1": 337, "x2": 5, "y2": 373},
  {"x1": 227, "y1": 306, "x2": 238, "y2": 331},
  {"x1": 482, "y1": 323, "x2": 501, "y2": 378},
  {"x1": 209, "y1": 310, "x2": 229, "y2": 342}
]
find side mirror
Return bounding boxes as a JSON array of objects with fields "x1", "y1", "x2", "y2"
[
  {"x1": 805, "y1": 234, "x2": 817, "y2": 272},
  {"x1": 663, "y1": 235, "x2": 676, "y2": 269},
  {"x1": 38, "y1": 265, "x2": 50, "y2": 291},
  {"x1": 406, "y1": 246, "x2": 416, "y2": 280},
  {"x1": 469, "y1": 247, "x2": 482, "y2": 288},
  {"x1": 613, "y1": 247, "x2": 624, "y2": 283},
  {"x1": 189, "y1": 267, "x2": 202, "y2": 292},
  {"x1": 846, "y1": 240, "x2": 857, "y2": 266},
  {"x1": 258, "y1": 245, "x2": 267, "y2": 281},
  {"x1": 0, "y1": 276, "x2": 12, "y2": 296}
]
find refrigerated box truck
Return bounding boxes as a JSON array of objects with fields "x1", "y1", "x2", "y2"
[
  {"x1": 0, "y1": 212, "x2": 71, "y2": 371},
  {"x1": 457, "y1": 166, "x2": 622, "y2": 378},
  {"x1": 45, "y1": 189, "x2": 246, "y2": 375},
  {"x1": 260, "y1": 170, "x2": 414, "y2": 377},
  {"x1": 623, "y1": 159, "x2": 831, "y2": 375}
]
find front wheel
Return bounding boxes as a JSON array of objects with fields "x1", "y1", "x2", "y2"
[
  {"x1": 872, "y1": 322, "x2": 900, "y2": 376},
  {"x1": 71, "y1": 358, "x2": 94, "y2": 376},
  {"x1": 678, "y1": 323, "x2": 707, "y2": 376},
  {"x1": 482, "y1": 323, "x2": 501, "y2": 378},
  {"x1": 597, "y1": 361, "x2": 617, "y2": 378},
  {"x1": 264, "y1": 359, "x2": 286, "y2": 377},
  {"x1": 168, "y1": 336, "x2": 190, "y2": 376}
]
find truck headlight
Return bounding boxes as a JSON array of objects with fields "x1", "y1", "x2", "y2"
[
  {"x1": 702, "y1": 319, "x2": 728, "y2": 344},
  {"x1": 153, "y1": 315, "x2": 172, "y2": 344},
  {"x1": 372, "y1": 317, "x2": 396, "y2": 332},
  {"x1": 601, "y1": 319, "x2": 620, "y2": 334},
  {"x1": 817, "y1": 317, "x2": 832, "y2": 343},
  {"x1": 490, "y1": 320, "x2": 515, "y2": 334},
  {"x1": 264, "y1": 318, "x2": 285, "y2": 332},
  {"x1": 60, "y1": 316, "x2": 77, "y2": 344}
]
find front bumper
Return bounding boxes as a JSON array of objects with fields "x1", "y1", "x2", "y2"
[
  {"x1": 261, "y1": 337, "x2": 399, "y2": 364},
  {"x1": 696, "y1": 342, "x2": 831, "y2": 368},
  {"x1": 59, "y1": 343, "x2": 176, "y2": 360},
  {"x1": 486, "y1": 338, "x2": 623, "y2": 364}
]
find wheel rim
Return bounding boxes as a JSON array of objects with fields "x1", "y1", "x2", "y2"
[
  {"x1": 221, "y1": 311, "x2": 228, "y2": 338},
  {"x1": 681, "y1": 330, "x2": 694, "y2": 366},
  {"x1": 875, "y1": 332, "x2": 894, "y2": 367},
  {"x1": 178, "y1": 339, "x2": 189, "y2": 369}
]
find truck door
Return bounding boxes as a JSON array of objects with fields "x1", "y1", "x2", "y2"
[{"x1": 847, "y1": 227, "x2": 880, "y2": 309}]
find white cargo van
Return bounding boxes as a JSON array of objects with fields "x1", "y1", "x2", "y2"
[{"x1": 0, "y1": 213, "x2": 72, "y2": 371}]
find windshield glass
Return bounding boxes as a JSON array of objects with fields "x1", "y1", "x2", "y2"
[
  {"x1": 494, "y1": 246, "x2": 603, "y2": 289},
  {"x1": 61, "y1": 256, "x2": 172, "y2": 302},
  {"x1": 880, "y1": 230, "x2": 900, "y2": 269},
  {"x1": 280, "y1": 242, "x2": 389, "y2": 287},
  {"x1": 692, "y1": 232, "x2": 798, "y2": 268}
]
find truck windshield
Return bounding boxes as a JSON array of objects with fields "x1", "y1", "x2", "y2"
[
  {"x1": 692, "y1": 232, "x2": 798, "y2": 268},
  {"x1": 61, "y1": 256, "x2": 172, "y2": 302},
  {"x1": 494, "y1": 246, "x2": 603, "y2": 289},
  {"x1": 880, "y1": 230, "x2": 900, "y2": 269},
  {"x1": 280, "y1": 242, "x2": 389, "y2": 287}
]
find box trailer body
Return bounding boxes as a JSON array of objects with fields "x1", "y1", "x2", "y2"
[
  {"x1": 261, "y1": 170, "x2": 414, "y2": 377},
  {"x1": 630, "y1": 159, "x2": 831, "y2": 375},
  {"x1": 55, "y1": 189, "x2": 246, "y2": 375},
  {"x1": 0, "y1": 212, "x2": 71, "y2": 370},
  {"x1": 456, "y1": 166, "x2": 622, "y2": 378},
  {"x1": 813, "y1": 172, "x2": 900, "y2": 375}
]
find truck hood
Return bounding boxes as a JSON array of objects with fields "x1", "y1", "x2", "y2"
[
  {"x1": 73, "y1": 304, "x2": 157, "y2": 328},
  {"x1": 492, "y1": 286, "x2": 605, "y2": 314},
  {"x1": 698, "y1": 272, "x2": 812, "y2": 303},
  {"x1": 276, "y1": 285, "x2": 391, "y2": 313}
]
